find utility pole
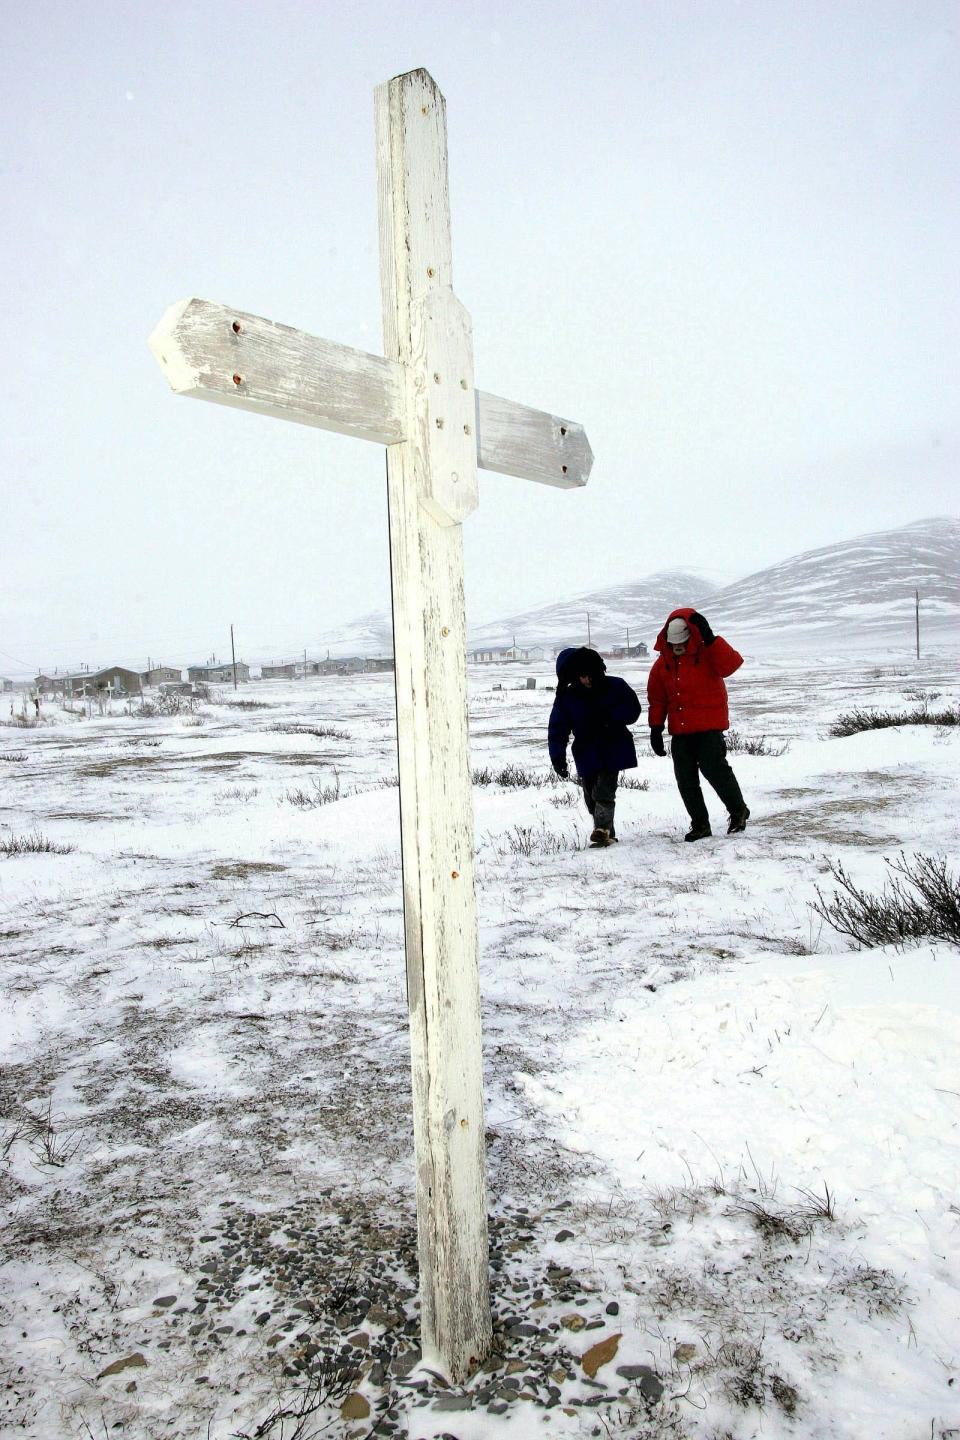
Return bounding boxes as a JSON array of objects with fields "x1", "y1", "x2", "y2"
[
  {"x1": 626, "y1": 626, "x2": 630, "y2": 655},
  {"x1": 915, "y1": 590, "x2": 920, "y2": 660},
  {"x1": 587, "y1": 612, "x2": 592, "y2": 647},
  {"x1": 230, "y1": 626, "x2": 238, "y2": 689}
]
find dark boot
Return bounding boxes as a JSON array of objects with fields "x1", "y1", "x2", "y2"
[
  {"x1": 684, "y1": 822, "x2": 712, "y2": 842},
  {"x1": 727, "y1": 806, "x2": 750, "y2": 834}
]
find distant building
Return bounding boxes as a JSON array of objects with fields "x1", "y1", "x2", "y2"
[
  {"x1": 261, "y1": 662, "x2": 298, "y2": 680},
  {"x1": 36, "y1": 666, "x2": 143, "y2": 697},
  {"x1": 188, "y1": 662, "x2": 250, "y2": 684},
  {"x1": 311, "y1": 656, "x2": 367, "y2": 676},
  {"x1": 0, "y1": 677, "x2": 12, "y2": 693},
  {"x1": 470, "y1": 645, "x2": 544, "y2": 664},
  {"x1": 364, "y1": 656, "x2": 395, "y2": 672},
  {"x1": 141, "y1": 665, "x2": 183, "y2": 687}
]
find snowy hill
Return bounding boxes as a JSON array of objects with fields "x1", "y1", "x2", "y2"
[
  {"x1": 301, "y1": 517, "x2": 958, "y2": 661},
  {"x1": 466, "y1": 569, "x2": 718, "y2": 652},
  {"x1": 297, "y1": 573, "x2": 718, "y2": 660},
  {"x1": 706, "y1": 516, "x2": 960, "y2": 653},
  {"x1": 297, "y1": 610, "x2": 395, "y2": 662}
]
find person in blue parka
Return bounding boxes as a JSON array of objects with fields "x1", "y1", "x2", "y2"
[{"x1": 548, "y1": 646, "x2": 642, "y2": 846}]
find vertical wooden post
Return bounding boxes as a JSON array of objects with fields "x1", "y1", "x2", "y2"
[
  {"x1": 915, "y1": 589, "x2": 920, "y2": 660},
  {"x1": 375, "y1": 69, "x2": 491, "y2": 1382}
]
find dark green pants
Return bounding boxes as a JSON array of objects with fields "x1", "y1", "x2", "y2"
[
  {"x1": 581, "y1": 770, "x2": 618, "y2": 835},
  {"x1": 671, "y1": 731, "x2": 745, "y2": 828}
]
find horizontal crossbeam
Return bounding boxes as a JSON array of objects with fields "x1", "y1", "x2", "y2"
[{"x1": 149, "y1": 297, "x2": 592, "y2": 489}]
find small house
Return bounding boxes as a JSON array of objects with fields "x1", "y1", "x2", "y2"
[
  {"x1": 188, "y1": 662, "x2": 250, "y2": 684},
  {"x1": 58, "y1": 666, "x2": 143, "y2": 697},
  {"x1": 141, "y1": 665, "x2": 183, "y2": 687}
]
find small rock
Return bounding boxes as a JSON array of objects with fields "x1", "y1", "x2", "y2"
[
  {"x1": 98, "y1": 1353, "x2": 148, "y2": 1380},
  {"x1": 487, "y1": 1401, "x2": 509, "y2": 1415},
  {"x1": 581, "y1": 1333, "x2": 621, "y2": 1379},
  {"x1": 505, "y1": 1360, "x2": 527, "y2": 1375},
  {"x1": 341, "y1": 1393, "x2": 370, "y2": 1420},
  {"x1": 391, "y1": 1349, "x2": 421, "y2": 1378},
  {"x1": 152, "y1": 1296, "x2": 177, "y2": 1308},
  {"x1": 551, "y1": 1367, "x2": 568, "y2": 1384},
  {"x1": 561, "y1": 1313, "x2": 586, "y2": 1331},
  {"x1": 509, "y1": 1323, "x2": 538, "y2": 1338},
  {"x1": 616, "y1": 1365, "x2": 664, "y2": 1401},
  {"x1": 554, "y1": 1230, "x2": 575, "y2": 1242},
  {"x1": 348, "y1": 1332, "x2": 370, "y2": 1351},
  {"x1": 605, "y1": 1302, "x2": 620, "y2": 1316},
  {"x1": 434, "y1": 1394, "x2": 473, "y2": 1411},
  {"x1": 673, "y1": 1343, "x2": 696, "y2": 1363}
]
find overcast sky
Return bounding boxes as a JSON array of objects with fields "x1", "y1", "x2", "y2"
[{"x1": 2, "y1": 0, "x2": 957, "y2": 675}]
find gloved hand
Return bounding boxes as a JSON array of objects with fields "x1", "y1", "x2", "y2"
[
  {"x1": 689, "y1": 612, "x2": 715, "y2": 645},
  {"x1": 552, "y1": 757, "x2": 569, "y2": 778},
  {"x1": 650, "y1": 726, "x2": 666, "y2": 757}
]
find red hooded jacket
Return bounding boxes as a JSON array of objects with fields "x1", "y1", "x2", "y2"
[{"x1": 647, "y1": 607, "x2": 743, "y2": 735}]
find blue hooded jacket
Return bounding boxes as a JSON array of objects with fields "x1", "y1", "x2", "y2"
[{"x1": 548, "y1": 647, "x2": 641, "y2": 775}]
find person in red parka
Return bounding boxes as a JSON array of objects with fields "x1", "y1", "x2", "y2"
[{"x1": 647, "y1": 608, "x2": 749, "y2": 842}]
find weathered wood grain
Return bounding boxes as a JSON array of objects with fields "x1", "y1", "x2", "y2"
[
  {"x1": 376, "y1": 66, "x2": 492, "y2": 1382},
  {"x1": 476, "y1": 389, "x2": 592, "y2": 488},
  {"x1": 148, "y1": 297, "x2": 405, "y2": 445},
  {"x1": 149, "y1": 298, "x2": 592, "y2": 489}
]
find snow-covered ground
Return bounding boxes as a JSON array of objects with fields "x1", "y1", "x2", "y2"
[{"x1": 1, "y1": 652, "x2": 958, "y2": 1439}]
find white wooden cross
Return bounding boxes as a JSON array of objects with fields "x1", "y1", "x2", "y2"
[{"x1": 149, "y1": 67, "x2": 592, "y2": 1383}]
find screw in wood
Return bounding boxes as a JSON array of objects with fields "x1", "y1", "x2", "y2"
[
  {"x1": 441, "y1": 626, "x2": 450, "y2": 637},
  {"x1": 460, "y1": 379, "x2": 468, "y2": 390},
  {"x1": 426, "y1": 267, "x2": 436, "y2": 279},
  {"x1": 435, "y1": 417, "x2": 445, "y2": 429},
  {"x1": 451, "y1": 870, "x2": 460, "y2": 879},
  {"x1": 463, "y1": 424, "x2": 471, "y2": 435},
  {"x1": 459, "y1": 1117, "x2": 468, "y2": 1127},
  {"x1": 232, "y1": 374, "x2": 243, "y2": 386},
  {"x1": 433, "y1": 372, "x2": 441, "y2": 384},
  {"x1": 232, "y1": 321, "x2": 242, "y2": 334}
]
